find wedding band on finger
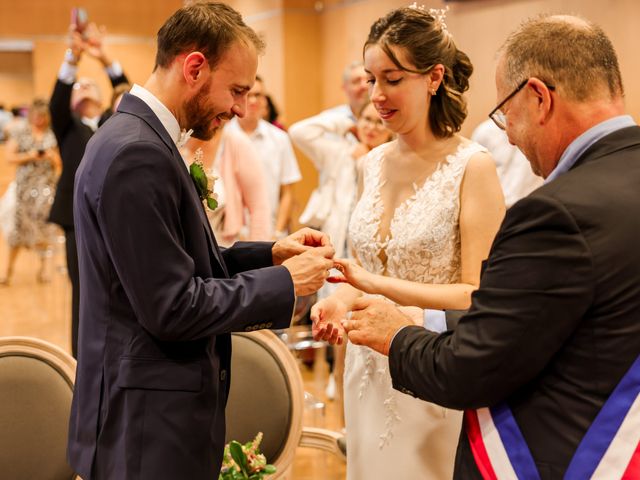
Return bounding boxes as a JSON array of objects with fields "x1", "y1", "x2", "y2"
[{"x1": 346, "y1": 311, "x2": 353, "y2": 321}]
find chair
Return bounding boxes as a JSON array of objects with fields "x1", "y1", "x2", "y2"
[
  {"x1": 0, "y1": 336, "x2": 77, "y2": 480},
  {"x1": 226, "y1": 330, "x2": 345, "y2": 479}
]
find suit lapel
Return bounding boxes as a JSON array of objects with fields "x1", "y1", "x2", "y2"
[{"x1": 117, "y1": 94, "x2": 229, "y2": 277}]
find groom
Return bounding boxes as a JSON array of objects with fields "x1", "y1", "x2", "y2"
[{"x1": 68, "y1": 3, "x2": 334, "y2": 479}]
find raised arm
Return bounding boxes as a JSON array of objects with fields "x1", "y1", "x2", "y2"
[
  {"x1": 289, "y1": 110, "x2": 355, "y2": 171},
  {"x1": 82, "y1": 22, "x2": 129, "y2": 88},
  {"x1": 50, "y1": 27, "x2": 85, "y2": 140}
]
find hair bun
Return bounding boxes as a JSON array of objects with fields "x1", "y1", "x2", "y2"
[{"x1": 451, "y1": 48, "x2": 473, "y2": 94}]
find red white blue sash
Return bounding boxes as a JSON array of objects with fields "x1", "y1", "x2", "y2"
[{"x1": 465, "y1": 354, "x2": 640, "y2": 479}]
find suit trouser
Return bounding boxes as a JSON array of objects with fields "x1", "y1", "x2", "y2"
[{"x1": 64, "y1": 228, "x2": 80, "y2": 358}]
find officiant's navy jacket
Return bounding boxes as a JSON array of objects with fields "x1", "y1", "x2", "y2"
[{"x1": 68, "y1": 93, "x2": 295, "y2": 480}]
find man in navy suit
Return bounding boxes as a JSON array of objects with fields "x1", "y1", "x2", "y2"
[
  {"x1": 67, "y1": 3, "x2": 334, "y2": 479},
  {"x1": 326, "y1": 14, "x2": 640, "y2": 478}
]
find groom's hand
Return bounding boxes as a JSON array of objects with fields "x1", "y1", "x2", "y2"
[
  {"x1": 282, "y1": 247, "x2": 335, "y2": 297},
  {"x1": 272, "y1": 227, "x2": 332, "y2": 265}
]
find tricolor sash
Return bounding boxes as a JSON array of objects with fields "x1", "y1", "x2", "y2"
[{"x1": 465, "y1": 354, "x2": 640, "y2": 479}]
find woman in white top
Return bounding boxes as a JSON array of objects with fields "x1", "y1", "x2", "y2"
[{"x1": 312, "y1": 6, "x2": 505, "y2": 479}]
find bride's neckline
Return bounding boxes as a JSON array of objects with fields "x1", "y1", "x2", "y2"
[{"x1": 370, "y1": 141, "x2": 476, "y2": 271}]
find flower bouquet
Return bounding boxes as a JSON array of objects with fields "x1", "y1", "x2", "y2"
[{"x1": 218, "y1": 432, "x2": 276, "y2": 480}]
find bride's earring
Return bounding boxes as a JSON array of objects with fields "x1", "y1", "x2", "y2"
[{"x1": 430, "y1": 86, "x2": 438, "y2": 96}]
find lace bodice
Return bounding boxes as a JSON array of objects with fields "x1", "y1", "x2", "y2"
[{"x1": 349, "y1": 141, "x2": 487, "y2": 285}]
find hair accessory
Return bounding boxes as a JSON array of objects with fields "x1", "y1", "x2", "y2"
[{"x1": 409, "y1": 3, "x2": 450, "y2": 33}]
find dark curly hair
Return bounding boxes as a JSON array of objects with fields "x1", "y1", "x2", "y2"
[{"x1": 364, "y1": 7, "x2": 473, "y2": 138}]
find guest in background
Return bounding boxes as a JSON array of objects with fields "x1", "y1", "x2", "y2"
[
  {"x1": 0, "y1": 104, "x2": 13, "y2": 142},
  {"x1": 1, "y1": 99, "x2": 59, "y2": 285},
  {"x1": 227, "y1": 75, "x2": 302, "y2": 238},
  {"x1": 472, "y1": 118, "x2": 542, "y2": 207},
  {"x1": 337, "y1": 60, "x2": 370, "y2": 122},
  {"x1": 263, "y1": 93, "x2": 287, "y2": 131},
  {"x1": 3, "y1": 107, "x2": 27, "y2": 140},
  {"x1": 48, "y1": 19, "x2": 129, "y2": 357},
  {"x1": 183, "y1": 127, "x2": 272, "y2": 246}
]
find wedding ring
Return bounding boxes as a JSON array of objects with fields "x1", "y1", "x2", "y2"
[{"x1": 346, "y1": 311, "x2": 352, "y2": 321}]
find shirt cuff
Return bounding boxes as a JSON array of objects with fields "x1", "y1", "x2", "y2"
[
  {"x1": 389, "y1": 324, "x2": 412, "y2": 349},
  {"x1": 423, "y1": 309, "x2": 447, "y2": 333},
  {"x1": 58, "y1": 62, "x2": 78, "y2": 85},
  {"x1": 106, "y1": 61, "x2": 123, "y2": 79}
]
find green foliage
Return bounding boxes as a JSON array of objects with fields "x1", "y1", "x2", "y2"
[
  {"x1": 218, "y1": 433, "x2": 276, "y2": 480},
  {"x1": 189, "y1": 161, "x2": 218, "y2": 211}
]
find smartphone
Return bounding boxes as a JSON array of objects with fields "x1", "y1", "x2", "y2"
[{"x1": 71, "y1": 7, "x2": 89, "y2": 34}]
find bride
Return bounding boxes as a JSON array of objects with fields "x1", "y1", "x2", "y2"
[{"x1": 312, "y1": 6, "x2": 505, "y2": 479}]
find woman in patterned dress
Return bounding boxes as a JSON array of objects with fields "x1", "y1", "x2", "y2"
[
  {"x1": 311, "y1": 7, "x2": 505, "y2": 479},
  {"x1": 1, "y1": 99, "x2": 59, "y2": 285}
]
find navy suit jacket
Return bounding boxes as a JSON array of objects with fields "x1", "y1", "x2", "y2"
[
  {"x1": 68, "y1": 93, "x2": 295, "y2": 480},
  {"x1": 389, "y1": 126, "x2": 640, "y2": 478}
]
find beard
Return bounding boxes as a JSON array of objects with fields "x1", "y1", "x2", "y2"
[{"x1": 184, "y1": 79, "x2": 233, "y2": 140}]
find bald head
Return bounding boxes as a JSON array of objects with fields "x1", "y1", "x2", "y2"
[{"x1": 498, "y1": 14, "x2": 623, "y2": 103}]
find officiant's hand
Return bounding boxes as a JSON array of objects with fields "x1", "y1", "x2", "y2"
[
  {"x1": 272, "y1": 227, "x2": 333, "y2": 265},
  {"x1": 343, "y1": 297, "x2": 414, "y2": 356},
  {"x1": 310, "y1": 297, "x2": 347, "y2": 345},
  {"x1": 282, "y1": 247, "x2": 334, "y2": 297}
]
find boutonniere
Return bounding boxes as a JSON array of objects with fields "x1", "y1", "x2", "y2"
[{"x1": 189, "y1": 148, "x2": 218, "y2": 210}]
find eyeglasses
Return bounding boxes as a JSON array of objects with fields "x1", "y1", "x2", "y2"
[{"x1": 489, "y1": 79, "x2": 555, "y2": 130}]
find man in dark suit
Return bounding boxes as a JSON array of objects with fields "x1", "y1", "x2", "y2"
[
  {"x1": 323, "y1": 15, "x2": 640, "y2": 478},
  {"x1": 49, "y1": 21, "x2": 129, "y2": 358},
  {"x1": 67, "y1": 3, "x2": 335, "y2": 479}
]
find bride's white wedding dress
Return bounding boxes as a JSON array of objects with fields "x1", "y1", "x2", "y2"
[{"x1": 344, "y1": 141, "x2": 486, "y2": 479}]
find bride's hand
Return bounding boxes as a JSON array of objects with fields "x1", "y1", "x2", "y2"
[
  {"x1": 328, "y1": 258, "x2": 376, "y2": 293},
  {"x1": 310, "y1": 296, "x2": 348, "y2": 345}
]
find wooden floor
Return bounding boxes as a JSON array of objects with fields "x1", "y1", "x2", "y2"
[{"x1": 0, "y1": 144, "x2": 346, "y2": 479}]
